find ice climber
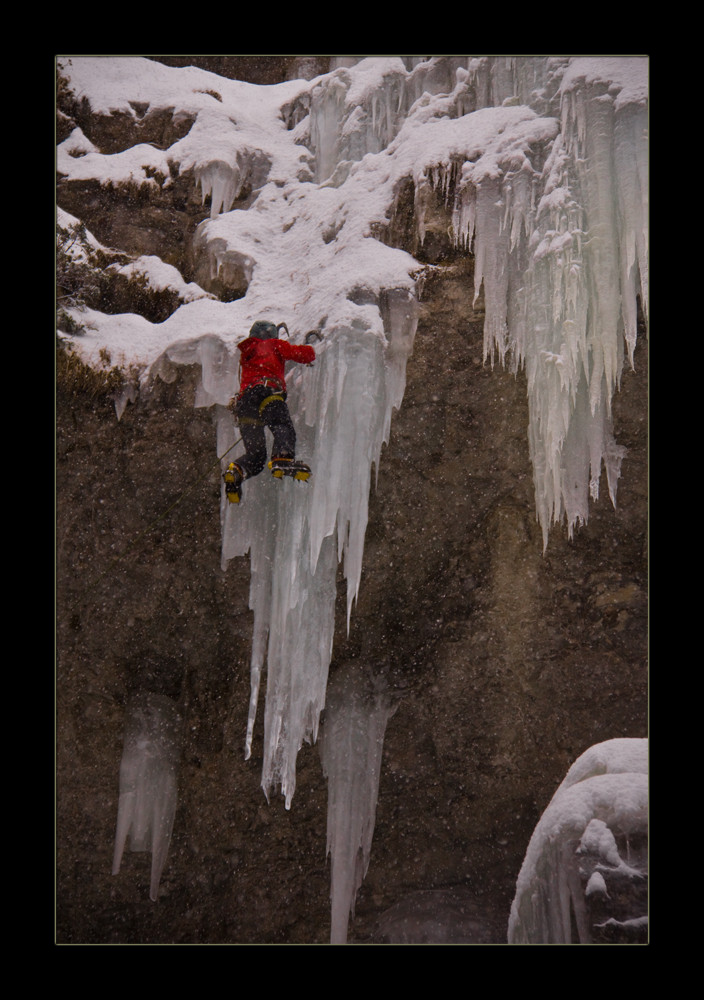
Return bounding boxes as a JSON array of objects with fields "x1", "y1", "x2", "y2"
[{"x1": 223, "y1": 320, "x2": 317, "y2": 504}]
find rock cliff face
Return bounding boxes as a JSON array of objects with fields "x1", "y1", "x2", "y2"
[{"x1": 56, "y1": 58, "x2": 647, "y2": 944}]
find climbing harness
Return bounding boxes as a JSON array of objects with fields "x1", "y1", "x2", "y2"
[
  {"x1": 258, "y1": 392, "x2": 285, "y2": 414},
  {"x1": 231, "y1": 387, "x2": 286, "y2": 428}
]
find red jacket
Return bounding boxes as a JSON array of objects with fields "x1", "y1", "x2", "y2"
[{"x1": 238, "y1": 337, "x2": 315, "y2": 394}]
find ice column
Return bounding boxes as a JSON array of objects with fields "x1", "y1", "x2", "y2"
[
  {"x1": 112, "y1": 692, "x2": 182, "y2": 901},
  {"x1": 319, "y1": 663, "x2": 397, "y2": 944},
  {"x1": 310, "y1": 74, "x2": 350, "y2": 184},
  {"x1": 508, "y1": 738, "x2": 648, "y2": 943},
  {"x1": 219, "y1": 293, "x2": 418, "y2": 808}
]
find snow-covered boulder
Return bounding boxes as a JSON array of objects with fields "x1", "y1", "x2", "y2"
[{"x1": 508, "y1": 738, "x2": 648, "y2": 944}]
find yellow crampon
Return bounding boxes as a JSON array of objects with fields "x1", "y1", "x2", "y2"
[
  {"x1": 223, "y1": 462, "x2": 242, "y2": 503},
  {"x1": 269, "y1": 460, "x2": 311, "y2": 482}
]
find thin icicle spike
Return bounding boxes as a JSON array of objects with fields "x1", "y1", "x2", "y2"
[
  {"x1": 320, "y1": 665, "x2": 397, "y2": 943},
  {"x1": 112, "y1": 693, "x2": 182, "y2": 901}
]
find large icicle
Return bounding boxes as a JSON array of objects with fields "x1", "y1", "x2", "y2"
[
  {"x1": 220, "y1": 293, "x2": 418, "y2": 808},
  {"x1": 319, "y1": 663, "x2": 397, "y2": 944},
  {"x1": 112, "y1": 692, "x2": 182, "y2": 901},
  {"x1": 309, "y1": 59, "x2": 409, "y2": 184}
]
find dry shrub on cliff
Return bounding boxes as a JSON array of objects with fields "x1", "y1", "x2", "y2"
[{"x1": 56, "y1": 339, "x2": 125, "y2": 400}]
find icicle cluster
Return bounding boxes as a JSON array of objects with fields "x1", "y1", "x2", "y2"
[
  {"x1": 112, "y1": 692, "x2": 182, "y2": 901},
  {"x1": 432, "y1": 58, "x2": 648, "y2": 546}
]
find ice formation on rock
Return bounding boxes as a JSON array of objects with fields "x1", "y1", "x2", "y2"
[
  {"x1": 508, "y1": 738, "x2": 648, "y2": 943},
  {"x1": 58, "y1": 56, "x2": 647, "y2": 558},
  {"x1": 112, "y1": 692, "x2": 182, "y2": 901},
  {"x1": 219, "y1": 291, "x2": 418, "y2": 808},
  {"x1": 318, "y1": 664, "x2": 397, "y2": 943},
  {"x1": 408, "y1": 59, "x2": 648, "y2": 548},
  {"x1": 57, "y1": 56, "x2": 647, "y2": 848}
]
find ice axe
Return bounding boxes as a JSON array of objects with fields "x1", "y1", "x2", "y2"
[{"x1": 277, "y1": 322, "x2": 322, "y2": 346}]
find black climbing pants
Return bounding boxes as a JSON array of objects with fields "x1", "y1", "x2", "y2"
[{"x1": 234, "y1": 384, "x2": 296, "y2": 479}]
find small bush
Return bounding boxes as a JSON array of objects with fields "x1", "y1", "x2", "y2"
[
  {"x1": 56, "y1": 218, "x2": 131, "y2": 325},
  {"x1": 56, "y1": 337, "x2": 125, "y2": 400}
]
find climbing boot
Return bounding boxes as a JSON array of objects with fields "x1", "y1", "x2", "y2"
[{"x1": 223, "y1": 462, "x2": 244, "y2": 503}]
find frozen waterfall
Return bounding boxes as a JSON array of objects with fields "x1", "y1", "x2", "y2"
[
  {"x1": 58, "y1": 55, "x2": 647, "y2": 559},
  {"x1": 57, "y1": 57, "x2": 647, "y2": 935},
  {"x1": 301, "y1": 56, "x2": 647, "y2": 550},
  {"x1": 219, "y1": 292, "x2": 418, "y2": 807}
]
